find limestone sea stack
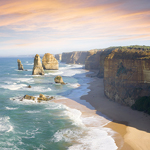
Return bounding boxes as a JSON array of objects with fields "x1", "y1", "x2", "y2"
[
  {"x1": 42, "y1": 53, "x2": 58, "y2": 70},
  {"x1": 17, "y1": 59, "x2": 24, "y2": 70},
  {"x1": 32, "y1": 54, "x2": 44, "y2": 75},
  {"x1": 54, "y1": 76, "x2": 65, "y2": 84}
]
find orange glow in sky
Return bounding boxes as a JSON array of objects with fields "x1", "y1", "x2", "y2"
[{"x1": 0, "y1": 0, "x2": 150, "y2": 56}]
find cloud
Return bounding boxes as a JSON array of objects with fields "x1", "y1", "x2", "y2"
[{"x1": 0, "y1": 0, "x2": 150, "y2": 56}]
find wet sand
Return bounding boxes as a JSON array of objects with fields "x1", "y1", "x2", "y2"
[{"x1": 81, "y1": 72, "x2": 150, "y2": 150}]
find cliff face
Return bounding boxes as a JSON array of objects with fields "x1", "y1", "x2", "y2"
[
  {"x1": 32, "y1": 54, "x2": 44, "y2": 75},
  {"x1": 42, "y1": 53, "x2": 58, "y2": 70},
  {"x1": 61, "y1": 51, "x2": 88, "y2": 64},
  {"x1": 85, "y1": 49, "x2": 103, "y2": 70},
  {"x1": 104, "y1": 48, "x2": 150, "y2": 106},
  {"x1": 17, "y1": 59, "x2": 24, "y2": 70},
  {"x1": 55, "y1": 54, "x2": 62, "y2": 61},
  {"x1": 97, "y1": 47, "x2": 117, "y2": 78}
]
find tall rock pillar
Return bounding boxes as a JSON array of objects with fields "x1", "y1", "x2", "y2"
[
  {"x1": 32, "y1": 54, "x2": 44, "y2": 75},
  {"x1": 17, "y1": 59, "x2": 24, "y2": 70}
]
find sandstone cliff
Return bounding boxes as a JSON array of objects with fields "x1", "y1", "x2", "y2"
[
  {"x1": 97, "y1": 47, "x2": 118, "y2": 78},
  {"x1": 32, "y1": 54, "x2": 44, "y2": 75},
  {"x1": 104, "y1": 46, "x2": 150, "y2": 106},
  {"x1": 85, "y1": 49, "x2": 103, "y2": 70},
  {"x1": 55, "y1": 54, "x2": 62, "y2": 61},
  {"x1": 17, "y1": 59, "x2": 24, "y2": 70},
  {"x1": 42, "y1": 53, "x2": 58, "y2": 70},
  {"x1": 61, "y1": 51, "x2": 88, "y2": 64}
]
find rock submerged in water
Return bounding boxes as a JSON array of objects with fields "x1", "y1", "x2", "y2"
[
  {"x1": 21, "y1": 94, "x2": 54, "y2": 102},
  {"x1": 17, "y1": 59, "x2": 24, "y2": 70},
  {"x1": 32, "y1": 54, "x2": 44, "y2": 75},
  {"x1": 27, "y1": 85, "x2": 31, "y2": 88},
  {"x1": 37, "y1": 94, "x2": 54, "y2": 103},
  {"x1": 42, "y1": 53, "x2": 58, "y2": 70},
  {"x1": 22, "y1": 95, "x2": 35, "y2": 101},
  {"x1": 54, "y1": 76, "x2": 65, "y2": 84}
]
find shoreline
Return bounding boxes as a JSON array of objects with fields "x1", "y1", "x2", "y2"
[{"x1": 81, "y1": 71, "x2": 150, "y2": 150}]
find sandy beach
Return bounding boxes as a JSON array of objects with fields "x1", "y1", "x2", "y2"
[
  {"x1": 81, "y1": 72, "x2": 150, "y2": 150},
  {"x1": 53, "y1": 71, "x2": 150, "y2": 150}
]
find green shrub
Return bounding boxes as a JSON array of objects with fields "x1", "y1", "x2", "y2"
[{"x1": 131, "y1": 96, "x2": 150, "y2": 114}]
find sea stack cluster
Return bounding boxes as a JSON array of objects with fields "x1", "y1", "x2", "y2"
[
  {"x1": 42, "y1": 53, "x2": 58, "y2": 70},
  {"x1": 17, "y1": 59, "x2": 24, "y2": 70},
  {"x1": 32, "y1": 54, "x2": 45, "y2": 75}
]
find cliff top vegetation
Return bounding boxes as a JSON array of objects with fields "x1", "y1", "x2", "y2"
[{"x1": 106, "y1": 45, "x2": 150, "y2": 60}]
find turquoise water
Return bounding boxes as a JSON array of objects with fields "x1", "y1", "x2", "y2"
[{"x1": 0, "y1": 57, "x2": 118, "y2": 150}]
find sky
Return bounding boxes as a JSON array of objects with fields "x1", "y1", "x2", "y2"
[{"x1": 0, "y1": 0, "x2": 150, "y2": 56}]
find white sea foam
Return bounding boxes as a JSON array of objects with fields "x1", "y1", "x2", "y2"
[
  {"x1": 52, "y1": 129, "x2": 84, "y2": 143},
  {"x1": 68, "y1": 127, "x2": 118, "y2": 150},
  {"x1": 0, "y1": 116, "x2": 13, "y2": 133},
  {"x1": 63, "y1": 107, "x2": 84, "y2": 126},
  {"x1": 1, "y1": 84, "x2": 27, "y2": 90},
  {"x1": 21, "y1": 86, "x2": 51, "y2": 92},
  {"x1": 5, "y1": 107, "x2": 18, "y2": 110},
  {"x1": 12, "y1": 78, "x2": 34, "y2": 83},
  {"x1": 25, "y1": 110, "x2": 41, "y2": 113},
  {"x1": 67, "y1": 83, "x2": 80, "y2": 88},
  {"x1": 45, "y1": 71, "x2": 64, "y2": 76}
]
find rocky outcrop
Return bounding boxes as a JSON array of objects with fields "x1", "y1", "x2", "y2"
[
  {"x1": 37, "y1": 94, "x2": 54, "y2": 102},
  {"x1": 54, "y1": 76, "x2": 65, "y2": 84},
  {"x1": 17, "y1": 59, "x2": 24, "y2": 70},
  {"x1": 21, "y1": 94, "x2": 54, "y2": 102},
  {"x1": 85, "y1": 49, "x2": 103, "y2": 70},
  {"x1": 104, "y1": 47, "x2": 150, "y2": 106},
  {"x1": 61, "y1": 51, "x2": 88, "y2": 64},
  {"x1": 22, "y1": 95, "x2": 35, "y2": 100},
  {"x1": 42, "y1": 53, "x2": 58, "y2": 70},
  {"x1": 55, "y1": 54, "x2": 62, "y2": 61},
  {"x1": 32, "y1": 54, "x2": 44, "y2": 75}
]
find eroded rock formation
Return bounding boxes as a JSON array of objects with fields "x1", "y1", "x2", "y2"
[
  {"x1": 21, "y1": 94, "x2": 54, "y2": 102},
  {"x1": 17, "y1": 59, "x2": 24, "y2": 70},
  {"x1": 54, "y1": 76, "x2": 65, "y2": 84},
  {"x1": 32, "y1": 54, "x2": 44, "y2": 75},
  {"x1": 104, "y1": 47, "x2": 150, "y2": 106},
  {"x1": 85, "y1": 49, "x2": 103, "y2": 70},
  {"x1": 61, "y1": 51, "x2": 88, "y2": 64},
  {"x1": 37, "y1": 94, "x2": 54, "y2": 102},
  {"x1": 42, "y1": 53, "x2": 58, "y2": 70},
  {"x1": 55, "y1": 54, "x2": 62, "y2": 61},
  {"x1": 22, "y1": 95, "x2": 35, "y2": 100}
]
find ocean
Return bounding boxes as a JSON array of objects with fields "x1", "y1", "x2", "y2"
[{"x1": 0, "y1": 57, "x2": 119, "y2": 150}]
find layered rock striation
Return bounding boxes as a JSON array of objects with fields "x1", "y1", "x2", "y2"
[
  {"x1": 104, "y1": 47, "x2": 150, "y2": 106},
  {"x1": 55, "y1": 54, "x2": 62, "y2": 61},
  {"x1": 61, "y1": 51, "x2": 88, "y2": 64},
  {"x1": 85, "y1": 49, "x2": 103, "y2": 70},
  {"x1": 17, "y1": 59, "x2": 24, "y2": 70},
  {"x1": 32, "y1": 54, "x2": 44, "y2": 75},
  {"x1": 42, "y1": 53, "x2": 58, "y2": 70}
]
